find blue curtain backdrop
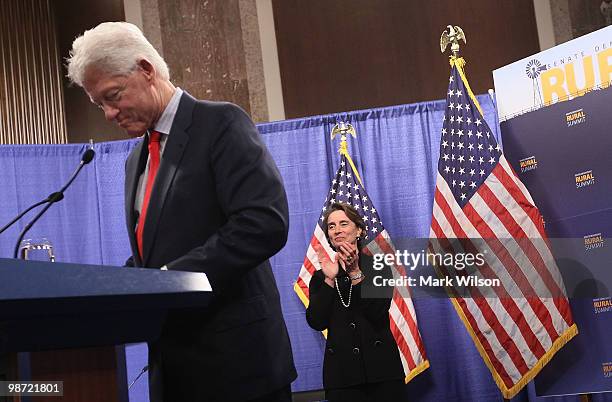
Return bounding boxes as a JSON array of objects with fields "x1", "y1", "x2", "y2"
[{"x1": 0, "y1": 95, "x2": 609, "y2": 402}]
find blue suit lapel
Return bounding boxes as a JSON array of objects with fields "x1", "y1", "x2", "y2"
[{"x1": 141, "y1": 93, "x2": 195, "y2": 266}]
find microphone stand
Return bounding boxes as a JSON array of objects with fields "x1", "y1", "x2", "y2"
[
  {"x1": 10, "y1": 148, "x2": 95, "y2": 258},
  {"x1": 0, "y1": 199, "x2": 49, "y2": 235},
  {"x1": 13, "y1": 200, "x2": 59, "y2": 259}
]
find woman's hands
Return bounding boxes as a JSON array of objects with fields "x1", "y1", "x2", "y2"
[
  {"x1": 335, "y1": 241, "x2": 359, "y2": 273},
  {"x1": 314, "y1": 243, "x2": 339, "y2": 285},
  {"x1": 314, "y1": 241, "x2": 362, "y2": 287}
]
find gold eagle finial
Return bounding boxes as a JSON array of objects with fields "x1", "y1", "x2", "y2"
[
  {"x1": 440, "y1": 25, "x2": 466, "y2": 56},
  {"x1": 330, "y1": 121, "x2": 356, "y2": 140}
]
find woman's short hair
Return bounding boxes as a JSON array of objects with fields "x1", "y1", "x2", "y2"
[
  {"x1": 66, "y1": 22, "x2": 169, "y2": 87},
  {"x1": 322, "y1": 202, "x2": 366, "y2": 247}
]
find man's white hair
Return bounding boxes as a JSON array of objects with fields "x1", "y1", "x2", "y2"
[{"x1": 67, "y1": 22, "x2": 169, "y2": 87}]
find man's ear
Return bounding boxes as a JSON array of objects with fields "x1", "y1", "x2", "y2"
[{"x1": 137, "y1": 58, "x2": 155, "y2": 80}]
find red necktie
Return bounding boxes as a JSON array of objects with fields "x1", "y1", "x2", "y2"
[{"x1": 136, "y1": 131, "x2": 161, "y2": 258}]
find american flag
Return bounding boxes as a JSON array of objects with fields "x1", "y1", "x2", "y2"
[
  {"x1": 295, "y1": 150, "x2": 429, "y2": 382},
  {"x1": 429, "y1": 59, "x2": 577, "y2": 398}
]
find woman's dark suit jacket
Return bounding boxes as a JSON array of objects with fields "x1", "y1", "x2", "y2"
[{"x1": 305, "y1": 253, "x2": 405, "y2": 390}]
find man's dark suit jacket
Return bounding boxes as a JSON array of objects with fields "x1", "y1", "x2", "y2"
[{"x1": 124, "y1": 92, "x2": 297, "y2": 402}]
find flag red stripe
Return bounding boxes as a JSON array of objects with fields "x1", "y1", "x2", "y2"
[
  {"x1": 303, "y1": 257, "x2": 316, "y2": 276},
  {"x1": 479, "y1": 174, "x2": 565, "y2": 299},
  {"x1": 371, "y1": 236, "x2": 426, "y2": 360},
  {"x1": 491, "y1": 167, "x2": 574, "y2": 327},
  {"x1": 430, "y1": 214, "x2": 515, "y2": 387},
  {"x1": 389, "y1": 310, "x2": 417, "y2": 370},
  {"x1": 493, "y1": 163, "x2": 547, "y2": 239},
  {"x1": 373, "y1": 236, "x2": 426, "y2": 355},
  {"x1": 296, "y1": 276, "x2": 309, "y2": 299},
  {"x1": 434, "y1": 190, "x2": 530, "y2": 375},
  {"x1": 461, "y1": 203, "x2": 555, "y2": 364},
  {"x1": 476, "y1": 182, "x2": 565, "y2": 340},
  {"x1": 392, "y1": 291, "x2": 424, "y2": 362},
  {"x1": 302, "y1": 234, "x2": 327, "y2": 276}
]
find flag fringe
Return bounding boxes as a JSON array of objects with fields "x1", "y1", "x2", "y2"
[
  {"x1": 405, "y1": 359, "x2": 430, "y2": 384},
  {"x1": 449, "y1": 296, "x2": 578, "y2": 399},
  {"x1": 293, "y1": 281, "x2": 310, "y2": 308}
]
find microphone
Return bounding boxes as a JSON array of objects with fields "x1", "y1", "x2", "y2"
[
  {"x1": 0, "y1": 151, "x2": 93, "y2": 235},
  {"x1": 81, "y1": 148, "x2": 95, "y2": 164},
  {"x1": 58, "y1": 148, "x2": 95, "y2": 194},
  {"x1": 12, "y1": 148, "x2": 95, "y2": 259}
]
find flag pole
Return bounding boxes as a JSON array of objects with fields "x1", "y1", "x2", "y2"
[
  {"x1": 439, "y1": 25, "x2": 579, "y2": 401},
  {"x1": 441, "y1": 25, "x2": 516, "y2": 402},
  {"x1": 330, "y1": 121, "x2": 363, "y2": 186},
  {"x1": 440, "y1": 25, "x2": 484, "y2": 117}
]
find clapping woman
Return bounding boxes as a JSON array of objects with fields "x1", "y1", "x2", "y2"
[{"x1": 306, "y1": 202, "x2": 405, "y2": 402}]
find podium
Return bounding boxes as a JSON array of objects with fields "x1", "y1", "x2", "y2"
[{"x1": 0, "y1": 258, "x2": 213, "y2": 401}]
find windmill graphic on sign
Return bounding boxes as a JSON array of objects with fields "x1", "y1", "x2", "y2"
[{"x1": 525, "y1": 59, "x2": 547, "y2": 108}]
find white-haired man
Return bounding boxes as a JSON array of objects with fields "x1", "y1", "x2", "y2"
[{"x1": 67, "y1": 22, "x2": 296, "y2": 402}]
